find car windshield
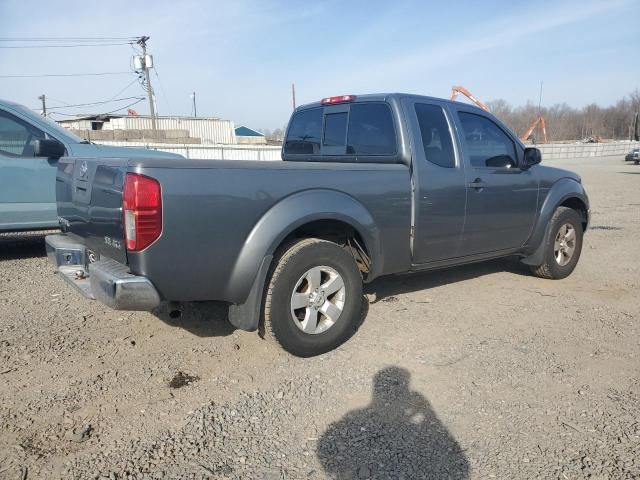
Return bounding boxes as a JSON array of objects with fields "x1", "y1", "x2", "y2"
[{"x1": 11, "y1": 104, "x2": 87, "y2": 144}]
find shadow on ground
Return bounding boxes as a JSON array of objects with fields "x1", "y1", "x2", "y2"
[
  {"x1": 366, "y1": 256, "x2": 528, "y2": 303},
  {"x1": 152, "y1": 301, "x2": 236, "y2": 337},
  {"x1": 0, "y1": 235, "x2": 47, "y2": 261},
  {"x1": 152, "y1": 258, "x2": 528, "y2": 339},
  {"x1": 317, "y1": 366, "x2": 469, "y2": 479},
  {"x1": 154, "y1": 294, "x2": 371, "y2": 342}
]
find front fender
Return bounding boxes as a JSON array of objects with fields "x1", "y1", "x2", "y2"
[
  {"x1": 521, "y1": 178, "x2": 589, "y2": 265},
  {"x1": 226, "y1": 189, "x2": 382, "y2": 303}
]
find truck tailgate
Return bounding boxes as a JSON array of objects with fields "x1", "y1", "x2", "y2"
[{"x1": 56, "y1": 157, "x2": 128, "y2": 264}]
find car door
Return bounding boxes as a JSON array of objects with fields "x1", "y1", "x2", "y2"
[
  {"x1": 452, "y1": 108, "x2": 538, "y2": 256},
  {"x1": 403, "y1": 98, "x2": 467, "y2": 264},
  {"x1": 0, "y1": 108, "x2": 60, "y2": 230}
]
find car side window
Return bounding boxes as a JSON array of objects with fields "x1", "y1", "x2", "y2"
[
  {"x1": 457, "y1": 112, "x2": 517, "y2": 168},
  {"x1": 347, "y1": 103, "x2": 396, "y2": 155},
  {"x1": 415, "y1": 103, "x2": 455, "y2": 168},
  {"x1": 284, "y1": 108, "x2": 323, "y2": 155},
  {"x1": 0, "y1": 110, "x2": 46, "y2": 157}
]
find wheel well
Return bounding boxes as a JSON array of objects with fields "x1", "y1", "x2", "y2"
[
  {"x1": 560, "y1": 197, "x2": 588, "y2": 230},
  {"x1": 281, "y1": 220, "x2": 371, "y2": 275}
]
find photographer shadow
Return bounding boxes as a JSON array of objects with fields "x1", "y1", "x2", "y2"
[{"x1": 318, "y1": 367, "x2": 469, "y2": 479}]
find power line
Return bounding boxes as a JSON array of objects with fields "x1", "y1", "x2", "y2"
[
  {"x1": 47, "y1": 96, "x2": 145, "y2": 111},
  {"x1": 44, "y1": 96, "x2": 73, "y2": 107},
  {"x1": 0, "y1": 37, "x2": 138, "y2": 41},
  {"x1": 153, "y1": 66, "x2": 172, "y2": 115},
  {"x1": 106, "y1": 77, "x2": 143, "y2": 102},
  {"x1": 104, "y1": 98, "x2": 145, "y2": 114},
  {"x1": 48, "y1": 97, "x2": 146, "y2": 117},
  {"x1": 0, "y1": 43, "x2": 134, "y2": 49},
  {"x1": 0, "y1": 72, "x2": 134, "y2": 79}
]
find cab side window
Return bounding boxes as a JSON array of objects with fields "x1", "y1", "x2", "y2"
[
  {"x1": 415, "y1": 103, "x2": 455, "y2": 168},
  {"x1": 0, "y1": 110, "x2": 46, "y2": 157},
  {"x1": 346, "y1": 103, "x2": 396, "y2": 155},
  {"x1": 457, "y1": 112, "x2": 517, "y2": 168}
]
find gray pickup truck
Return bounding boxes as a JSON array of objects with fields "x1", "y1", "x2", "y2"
[{"x1": 46, "y1": 93, "x2": 590, "y2": 356}]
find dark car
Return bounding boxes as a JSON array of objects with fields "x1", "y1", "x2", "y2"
[{"x1": 625, "y1": 148, "x2": 639, "y2": 164}]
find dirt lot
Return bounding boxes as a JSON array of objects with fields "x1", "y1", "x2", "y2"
[{"x1": 1, "y1": 155, "x2": 639, "y2": 480}]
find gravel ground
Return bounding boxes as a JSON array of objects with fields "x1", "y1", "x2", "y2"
[{"x1": 1, "y1": 155, "x2": 639, "y2": 479}]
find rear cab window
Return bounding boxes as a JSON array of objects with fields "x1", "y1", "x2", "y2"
[
  {"x1": 284, "y1": 101, "x2": 397, "y2": 160},
  {"x1": 323, "y1": 113, "x2": 348, "y2": 146},
  {"x1": 284, "y1": 108, "x2": 322, "y2": 154}
]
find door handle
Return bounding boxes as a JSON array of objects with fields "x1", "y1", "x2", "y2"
[{"x1": 467, "y1": 178, "x2": 487, "y2": 189}]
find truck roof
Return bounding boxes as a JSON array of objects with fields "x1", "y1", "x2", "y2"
[{"x1": 295, "y1": 92, "x2": 486, "y2": 112}]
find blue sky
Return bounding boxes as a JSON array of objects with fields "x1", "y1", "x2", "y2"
[{"x1": 1, "y1": 0, "x2": 638, "y2": 129}]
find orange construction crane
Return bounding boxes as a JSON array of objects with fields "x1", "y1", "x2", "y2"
[
  {"x1": 450, "y1": 85, "x2": 490, "y2": 112},
  {"x1": 520, "y1": 116, "x2": 548, "y2": 144}
]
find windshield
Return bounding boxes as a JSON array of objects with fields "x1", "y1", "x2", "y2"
[{"x1": 10, "y1": 104, "x2": 86, "y2": 144}]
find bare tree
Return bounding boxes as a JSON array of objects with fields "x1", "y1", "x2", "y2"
[{"x1": 486, "y1": 91, "x2": 640, "y2": 142}]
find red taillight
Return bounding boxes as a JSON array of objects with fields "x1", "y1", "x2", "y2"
[
  {"x1": 321, "y1": 94, "x2": 356, "y2": 105},
  {"x1": 123, "y1": 173, "x2": 162, "y2": 251}
]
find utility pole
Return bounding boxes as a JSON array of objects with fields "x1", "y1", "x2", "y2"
[
  {"x1": 38, "y1": 94, "x2": 46, "y2": 117},
  {"x1": 292, "y1": 83, "x2": 296, "y2": 110},
  {"x1": 137, "y1": 36, "x2": 157, "y2": 132},
  {"x1": 191, "y1": 91, "x2": 197, "y2": 118}
]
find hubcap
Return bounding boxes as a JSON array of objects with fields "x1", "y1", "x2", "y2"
[
  {"x1": 290, "y1": 266, "x2": 346, "y2": 335},
  {"x1": 554, "y1": 223, "x2": 576, "y2": 266}
]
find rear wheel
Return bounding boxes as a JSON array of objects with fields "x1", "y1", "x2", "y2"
[
  {"x1": 264, "y1": 238, "x2": 363, "y2": 357},
  {"x1": 530, "y1": 207, "x2": 584, "y2": 280}
]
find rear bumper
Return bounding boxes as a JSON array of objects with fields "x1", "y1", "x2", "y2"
[{"x1": 45, "y1": 234, "x2": 160, "y2": 311}]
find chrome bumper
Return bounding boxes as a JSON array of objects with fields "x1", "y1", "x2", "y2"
[{"x1": 45, "y1": 234, "x2": 160, "y2": 311}]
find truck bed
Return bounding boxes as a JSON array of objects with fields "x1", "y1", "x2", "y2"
[{"x1": 56, "y1": 157, "x2": 412, "y2": 304}]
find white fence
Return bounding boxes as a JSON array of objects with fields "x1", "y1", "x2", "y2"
[
  {"x1": 94, "y1": 141, "x2": 282, "y2": 161},
  {"x1": 537, "y1": 140, "x2": 639, "y2": 160},
  {"x1": 94, "y1": 140, "x2": 639, "y2": 162}
]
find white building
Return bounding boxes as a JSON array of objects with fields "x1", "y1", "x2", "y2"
[{"x1": 58, "y1": 114, "x2": 237, "y2": 145}]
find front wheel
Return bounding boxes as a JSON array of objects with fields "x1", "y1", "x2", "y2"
[
  {"x1": 264, "y1": 238, "x2": 363, "y2": 357},
  {"x1": 530, "y1": 207, "x2": 584, "y2": 280}
]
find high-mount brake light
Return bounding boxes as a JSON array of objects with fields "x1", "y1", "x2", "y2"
[
  {"x1": 321, "y1": 95, "x2": 356, "y2": 105},
  {"x1": 122, "y1": 173, "x2": 162, "y2": 252}
]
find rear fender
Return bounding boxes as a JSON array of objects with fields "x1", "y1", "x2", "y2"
[
  {"x1": 521, "y1": 178, "x2": 589, "y2": 266},
  {"x1": 226, "y1": 189, "x2": 381, "y2": 303}
]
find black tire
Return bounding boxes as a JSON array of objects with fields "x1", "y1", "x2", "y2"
[
  {"x1": 264, "y1": 238, "x2": 363, "y2": 357},
  {"x1": 530, "y1": 207, "x2": 584, "y2": 280}
]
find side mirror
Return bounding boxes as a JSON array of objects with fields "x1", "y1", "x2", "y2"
[
  {"x1": 523, "y1": 147, "x2": 541, "y2": 169},
  {"x1": 34, "y1": 139, "x2": 65, "y2": 159}
]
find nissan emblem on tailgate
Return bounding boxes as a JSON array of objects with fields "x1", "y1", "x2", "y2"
[{"x1": 79, "y1": 161, "x2": 88, "y2": 177}]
